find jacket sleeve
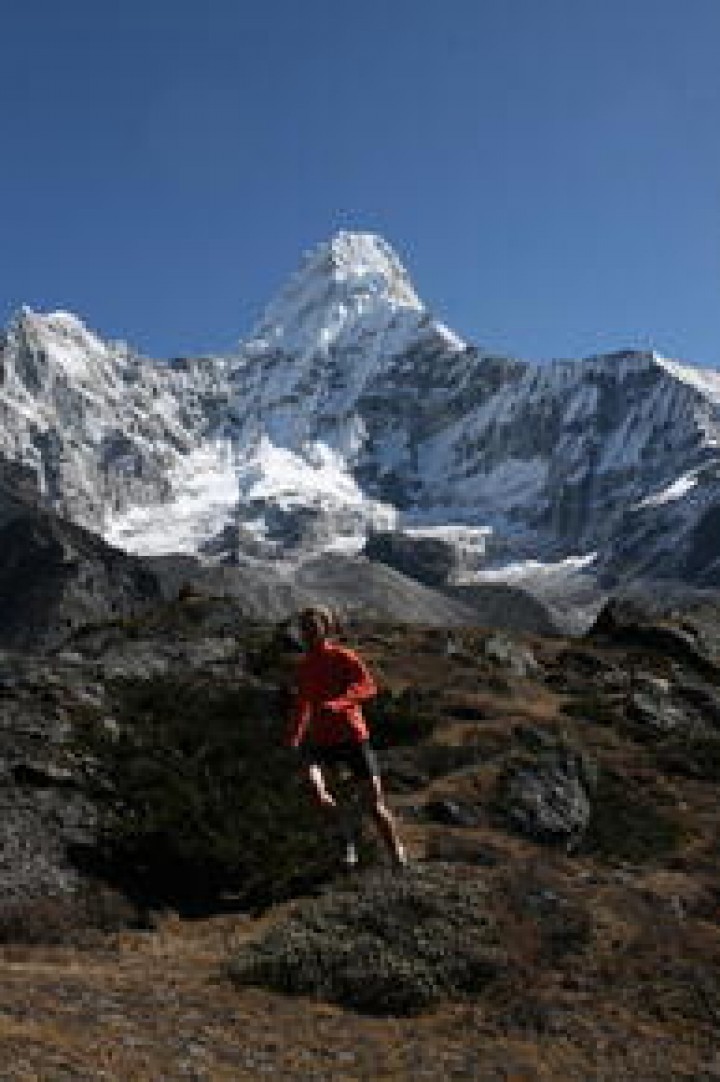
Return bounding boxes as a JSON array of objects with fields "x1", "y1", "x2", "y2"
[{"x1": 325, "y1": 649, "x2": 377, "y2": 711}]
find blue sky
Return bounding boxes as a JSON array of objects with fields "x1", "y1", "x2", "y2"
[{"x1": 1, "y1": 0, "x2": 719, "y2": 365}]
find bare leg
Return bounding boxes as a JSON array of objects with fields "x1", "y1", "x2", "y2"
[
  {"x1": 305, "y1": 765, "x2": 361, "y2": 866},
  {"x1": 306, "y1": 764, "x2": 337, "y2": 809},
  {"x1": 360, "y1": 775, "x2": 407, "y2": 865}
]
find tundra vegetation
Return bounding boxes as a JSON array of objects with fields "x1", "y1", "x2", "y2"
[{"x1": 0, "y1": 596, "x2": 719, "y2": 1078}]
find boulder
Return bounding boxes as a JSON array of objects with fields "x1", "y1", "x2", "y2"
[
  {"x1": 0, "y1": 786, "x2": 96, "y2": 906},
  {"x1": 627, "y1": 690, "x2": 690, "y2": 734},
  {"x1": 589, "y1": 598, "x2": 720, "y2": 681},
  {"x1": 483, "y1": 634, "x2": 540, "y2": 678},
  {"x1": 625, "y1": 673, "x2": 697, "y2": 735},
  {"x1": 497, "y1": 745, "x2": 594, "y2": 847},
  {"x1": 0, "y1": 510, "x2": 160, "y2": 651},
  {"x1": 673, "y1": 677, "x2": 720, "y2": 728}
]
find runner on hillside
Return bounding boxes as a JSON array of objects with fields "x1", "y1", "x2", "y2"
[{"x1": 284, "y1": 605, "x2": 407, "y2": 867}]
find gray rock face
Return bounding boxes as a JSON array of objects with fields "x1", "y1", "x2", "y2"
[
  {"x1": 447, "y1": 582, "x2": 561, "y2": 636},
  {"x1": 0, "y1": 790, "x2": 95, "y2": 906},
  {"x1": 589, "y1": 597, "x2": 720, "y2": 680},
  {"x1": 677, "y1": 504, "x2": 720, "y2": 585},
  {"x1": 360, "y1": 533, "x2": 561, "y2": 634},
  {"x1": 498, "y1": 745, "x2": 594, "y2": 846},
  {"x1": 0, "y1": 510, "x2": 160, "y2": 650},
  {"x1": 0, "y1": 457, "x2": 42, "y2": 528},
  {"x1": 0, "y1": 652, "x2": 99, "y2": 907},
  {"x1": 143, "y1": 553, "x2": 316, "y2": 621},
  {"x1": 628, "y1": 685, "x2": 691, "y2": 734},
  {"x1": 145, "y1": 550, "x2": 502, "y2": 628},
  {"x1": 483, "y1": 634, "x2": 541, "y2": 677},
  {"x1": 293, "y1": 553, "x2": 483, "y2": 626}
]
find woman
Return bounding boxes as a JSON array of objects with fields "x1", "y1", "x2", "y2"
[{"x1": 284, "y1": 605, "x2": 407, "y2": 867}]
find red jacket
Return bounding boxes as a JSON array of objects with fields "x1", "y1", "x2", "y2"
[{"x1": 285, "y1": 640, "x2": 377, "y2": 747}]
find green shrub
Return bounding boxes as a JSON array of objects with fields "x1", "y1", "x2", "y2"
[
  {"x1": 656, "y1": 731, "x2": 720, "y2": 782},
  {"x1": 229, "y1": 864, "x2": 504, "y2": 1015},
  {"x1": 74, "y1": 675, "x2": 348, "y2": 911},
  {"x1": 582, "y1": 769, "x2": 683, "y2": 862},
  {"x1": 365, "y1": 688, "x2": 437, "y2": 749},
  {"x1": 0, "y1": 883, "x2": 144, "y2": 946},
  {"x1": 561, "y1": 694, "x2": 619, "y2": 726}
]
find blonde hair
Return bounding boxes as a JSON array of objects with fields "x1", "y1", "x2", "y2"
[{"x1": 298, "y1": 605, "x2": 335, "y2": 636}]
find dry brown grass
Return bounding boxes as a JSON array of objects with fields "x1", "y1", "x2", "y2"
[
  {"x1": 1, "y1": 623, "x2": 720, "y2": 1078},
  {"x1": 0, "y1": 903, "x2": 717, "y2": 1081}
]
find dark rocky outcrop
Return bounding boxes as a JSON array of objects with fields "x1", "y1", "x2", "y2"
[
  {"x1": 446, "y1": 582, "x2": 560, "y2": 636},
  {"x1": 0, "y1": 510, "x2": 161, "y2": 650},
  {"x1": 362, "y1": 531, "x2": 560, "y2": 635},
  {"x1": 589, "y1": 597, "x2": 720, "y2": 681},
  {"x1": 143, "y1": 552, "x2": 315, "y2": 621},
  {"x1": 0, "y1": 651, "x2": 99, "y2": 908},
  {"x1": 482, "y1": 633, "x2": 541, "y2": 677},
  {"x1": 0, "y1": 456, "x2": 42, "y2": 528},
  {"x1": 0, "y1": 786, "x2": 96, "y2": 907},
  {"x1": 364, "y1": 530, "x2": 460, "y2": 587},
  {"x1": 294, "y1": 553, "x2": 481, "y2": 626},
  {"x1": 496, "y1": 750, "x2": 593, "y2": 848},
  {"x1": 145, "y1": 551, "x2": 485, "y2": 627},
  {"x1": 678, "y1": 504, "x2": 720, "y2": 585}
]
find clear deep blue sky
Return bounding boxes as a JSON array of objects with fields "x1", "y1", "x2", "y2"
[{"x1": 1, "y1": 0, "x2": 719, "y2": 364}]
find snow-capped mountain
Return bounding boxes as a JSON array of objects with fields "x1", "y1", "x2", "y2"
[
  {"x1": 0, "y1": 308, "x2": 202, "y2": 524},
  {"x1": 2, "y1": 230, "x2": 720, "y2": 595}
]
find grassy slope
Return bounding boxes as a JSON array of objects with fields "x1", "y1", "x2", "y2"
[{"x1": 0, "y1": 620, "x2": 719, "y2": 1079}]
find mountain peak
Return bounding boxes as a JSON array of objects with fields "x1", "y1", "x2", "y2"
[
  {"x1": 246, "y1": 231, "x2": 424, "y2": 355},
  {"x1": 319, "y1": 231, "x2": 421, "y2": 303},
  {"x1": 5, "y1": 307, "x2": 113, "y2": 388},
  {"x1": 13, "y1": 307, "x2": 102, "y2": 349}
]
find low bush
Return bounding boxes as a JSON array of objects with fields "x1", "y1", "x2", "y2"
[
  {"x1": 381, "y1": 741, "x2": 490, "y2": 795},
  {"x1": 561, "y1": 693, "x2": 620, "y2": 726},
  {"x1": 656, "y1": 731, "x2": 720, "y2": 782},
  {"x1": 581, "y1": 769, "x2": 683, "y2": 862},
  {"x1": 495, "y1": 862, "x2": 593, "y2": 969},
  {"x1": 229, "y1": 863, "x2": 505, "y2": 1015},
  {"x1": 365, "y1": 688, "x2": 437, "y2": 749},
  {"x1": 74, "y1": 675, "x2": 348, "y2": 912},
  {"x1": 0, "y1": 883, "x2": 143, "y2": 947}
]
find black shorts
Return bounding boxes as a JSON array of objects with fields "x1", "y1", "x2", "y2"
[{"x1": 301, "y1": 740, "x2": 380, "y2": 781}]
